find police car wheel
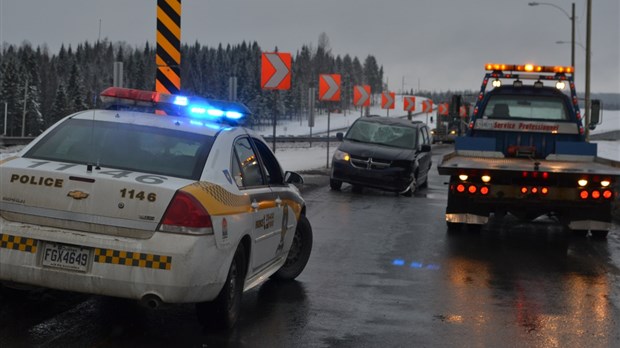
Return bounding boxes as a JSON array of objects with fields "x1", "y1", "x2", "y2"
[
  {"x1": 271, "y1": 215, "x2": 313, "y2": 280},
  {"x1": 196, "y1": 243, "x2": 246, "y2": 330}
]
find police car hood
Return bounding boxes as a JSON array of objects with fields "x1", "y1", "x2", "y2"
[{"x1": 0, "y1": 156, "x2": 193, "y2": 235}]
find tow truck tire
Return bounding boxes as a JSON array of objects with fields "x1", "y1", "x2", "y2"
[
  {"x1": 196, "y1": 244, "x2": 246, "y2": 330},
  {"x1": 271, "y1": 215, "x2": 313, "y2": 280},
  {"x1": 591, "y1": 230, "x2": 609, "y2": 239},
  {"x1": 330, "y1": 179, "x2": 342, "y2": 191}
]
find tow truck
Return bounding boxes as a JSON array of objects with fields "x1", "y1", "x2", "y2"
[{"x1": 438, "y1": 63, "x2": 620, "y2": 238}]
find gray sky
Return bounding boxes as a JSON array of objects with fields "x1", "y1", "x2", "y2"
[{"x1": 1, "y1": 0, "x2": 618, "y2": 93}]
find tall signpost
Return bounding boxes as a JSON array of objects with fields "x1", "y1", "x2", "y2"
[
  {"x1": 156, "y1": 0, "x2": 182, "y2": 95},
  {"x1": 261, "y1": 52, "x2": 292, "y2": 152},
  {"x1": 319, "y1": 74, "x2": 341, "y2": 168}
]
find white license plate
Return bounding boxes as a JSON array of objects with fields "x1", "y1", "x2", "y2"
[{"x1": 42, "y1": 242, "x2": 91, "y2": 272}]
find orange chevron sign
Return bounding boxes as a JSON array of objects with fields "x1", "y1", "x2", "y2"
[
  {"x1": 403, "y1": 96, "x2": 416, "y2": 111},
  {"x1": 422, "y1": 100, "x2": 434, "y2": 113},
  {"x1": 353, "y1": 85, "x2": 371, "y2": 107},
  {"x1": 261, "y1": 52, "x2": 291, "y2": 90},
  {"x1": 381, "y1": 92, "x2": 395, "y2": 109},
  {"x1": 319, "y1": 74, "x2": 341, "y2": 101}
]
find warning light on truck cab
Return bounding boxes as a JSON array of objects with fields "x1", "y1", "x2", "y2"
[{"x1": 485, "y1": 63, "x2": 574, "y2": 74}]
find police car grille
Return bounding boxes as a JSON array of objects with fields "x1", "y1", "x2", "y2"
[{"x1": 350, "y1": 156, "x2": 392, "y2": 170}]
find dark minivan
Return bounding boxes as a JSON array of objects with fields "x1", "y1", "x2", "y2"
[{"x1": 330, "y1": 117, "x2": 432, "y2": 196}]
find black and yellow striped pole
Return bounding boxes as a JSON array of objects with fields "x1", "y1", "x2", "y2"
[{"x1": 156, "y1": 0, "x2": 181, "y2": 95}]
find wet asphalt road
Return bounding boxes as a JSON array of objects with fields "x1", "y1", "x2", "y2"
[{"x1": 2, "y1": 145, "x2": 620, "y2": 347}]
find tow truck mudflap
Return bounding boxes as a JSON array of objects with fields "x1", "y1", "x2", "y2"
[{"x1": 446, "y1": 213, "x2": 488, "y2": 225}]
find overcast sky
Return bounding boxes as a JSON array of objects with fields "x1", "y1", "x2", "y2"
[{"x1": 1, "y1": 0, "x2": 618, "y2": 93}]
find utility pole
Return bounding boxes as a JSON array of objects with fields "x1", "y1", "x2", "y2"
[
  {"x1": 21, "y1": 79, "x2": 28, "y2": 137},
  {"x1": 584, "y1": 0, "x2": 592, "y2": 141}
]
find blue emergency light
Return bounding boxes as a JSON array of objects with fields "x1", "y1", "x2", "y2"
[{"x1": 100, "y1": 87, "x2": 251, "y2": 125}]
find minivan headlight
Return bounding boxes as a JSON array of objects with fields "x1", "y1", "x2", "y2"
[{"x1": 333, "y1": 149, "x2": 350, "y2": 161}]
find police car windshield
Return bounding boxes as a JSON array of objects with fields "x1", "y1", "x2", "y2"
[
  {"x1": 483, "y1": 95, "x2": 569, "y2": 121},
  {"x1": 345, "y1": 120, "x2": 417, "y2": 149},
  {"x1": 24, "y1": 119, "x2": 214, "y2": 180}
]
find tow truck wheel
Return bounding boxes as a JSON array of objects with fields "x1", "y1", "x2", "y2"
[
  {"x1": 196, "y1": 243, "x2": 246, "y2": 330},
  {"x1": 271, "y1": 215, "x2": 313, "y2": 280},
  {"x1": 330, "y1": 179, "x2": 342, "y2": 191},
  {"x1": 591, "y1": 230, "x2": 609, "y2": 239}
]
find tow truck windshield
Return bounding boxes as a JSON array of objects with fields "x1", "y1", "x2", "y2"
[{"x1": 482, "y1": 95, "x2": 569, "y2": 121}]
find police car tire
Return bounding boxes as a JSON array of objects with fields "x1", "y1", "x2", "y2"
[
  {"x1": 196, "y1": 243, "x2": 246, "y2": 330},
  {"x1": 271, "y1": 215, "x2": 313, "y2": 280}
]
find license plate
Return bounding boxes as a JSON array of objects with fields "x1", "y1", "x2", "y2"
[{"x1": 42, "y1": 242, "x2": 91, "y2": 272}]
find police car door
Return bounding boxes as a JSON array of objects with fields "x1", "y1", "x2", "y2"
[
  {"x1": 232, "y1": 137, "x2": 282, "y2": 272},
  {"x1": 251, "y1": 138, "x2": 292, "y2": 259}
]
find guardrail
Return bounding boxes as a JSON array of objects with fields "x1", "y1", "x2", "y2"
[{"x1": 0, "y1": 136, "x2": 35, "y2": 147}]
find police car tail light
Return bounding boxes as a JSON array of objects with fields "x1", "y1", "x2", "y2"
[{"x1": 159, "y1": 191, "x2": 214, "y2": 235}]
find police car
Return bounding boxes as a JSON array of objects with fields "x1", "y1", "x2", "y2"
[{"x1": 0, "y1": 87, "x2": 313, "y2": 329}]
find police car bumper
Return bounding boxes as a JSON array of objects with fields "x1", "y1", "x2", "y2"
[{"x1": 0, "y1": 219, "x2": 233, "y2": 304}]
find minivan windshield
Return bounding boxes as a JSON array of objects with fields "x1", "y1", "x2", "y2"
[
  {"x1": 345, "y1": 120, "x2": 417, "y2": 149},
  {"x1": 24, "y1": 119, "x2": 214, "y2": 180}
]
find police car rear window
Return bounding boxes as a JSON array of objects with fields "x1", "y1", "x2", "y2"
[{"x1": 24, "y1": 119, "x2": 214, "y2": 180}]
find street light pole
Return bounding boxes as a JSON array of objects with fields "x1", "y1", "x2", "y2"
[
  {"x1": 585, "y1": 0, "x2": 592, "y2": 141},
  {"x1": 528, "y1": 2, "x2": 575, "y2": 72}
]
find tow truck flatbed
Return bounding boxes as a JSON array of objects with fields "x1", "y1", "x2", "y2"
[{"x1": 439, "y1": 151, "x2": 620, "y2": 176}]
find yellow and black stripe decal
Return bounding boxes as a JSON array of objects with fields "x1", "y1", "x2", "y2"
[
  {"x1": 156, "y1": 0, "x2": 182, "y2": 95},
  {"x1": 94, "y1": 248, "x2": 172, "y2": 270},
  {"x1": 0, "y1": 233, "x2": 38, "y2": 253}
]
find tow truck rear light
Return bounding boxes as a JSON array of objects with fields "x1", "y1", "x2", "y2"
[
  {"x1": 541, "y1": 187, "x2": 549, "y2": 195},
  {"x1": 591, "y1": 190, "x2": 601, "y2": 199},
  {"x1": 456, "y1": 184, "x2": 466, "y2": 193},
  {"x1": 531, "y1": 187, "x2": 538, "y2": 194},
  {"x1": 159, "y1": 191, "x2": 214, "y2": 235},
  {"x1": 580, "y1": 190, "x2": 589, "y2": 200},
  {"x1": 521, "y1": 187, "x2": 528, "y2": 194},
  {"x1": 603, "y1": 190, "x2": 613, "y2": 199},
  {"x1": 468, "y1": 185, "x2": 477, "y2": 194},
  {"x1": 601, "y1": 180, "x2": 611, "y2": 187},
  {"x1": 480, "y1": 186, "x2": 489, "y2": 195}
]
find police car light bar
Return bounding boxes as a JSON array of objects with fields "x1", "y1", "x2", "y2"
[
  {"x1": 100, "y1": 87, "x2": 251, "y2": 123},
  {"x1": 485, "y1": 63, "x2": 574, "y2": 74}
]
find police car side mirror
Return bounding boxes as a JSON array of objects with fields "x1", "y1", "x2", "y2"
[{"x1": 284, "y1": 171, "x2": 304, "y2": 185}]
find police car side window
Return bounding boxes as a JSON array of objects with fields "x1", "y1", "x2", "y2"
[
  {"x1": 233, "y1": 138, "x2": 265, "y2": 188},
  {"x1": 252, "y1": 138, "x2": 284, "y2": 186}
]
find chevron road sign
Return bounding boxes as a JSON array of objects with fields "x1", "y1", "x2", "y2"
[
  {"x1": 404, "y1": 96, "x2": 416, "y2": 111},
  {"x1": 319, "y1": 74, "x2": 341, "y2": 101},
  {"x1": 353, "y1": 85, "x2": 371, "y2": 107},
  {"x1": 422, "y1": 100, "x2": 434, "y2": 113},
  {"x1": 381, "y1": 91, "x2": 395, "y2": 109},
  {"x1": 261, "y1": 52, "x2": 291, "y2": 90}
]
